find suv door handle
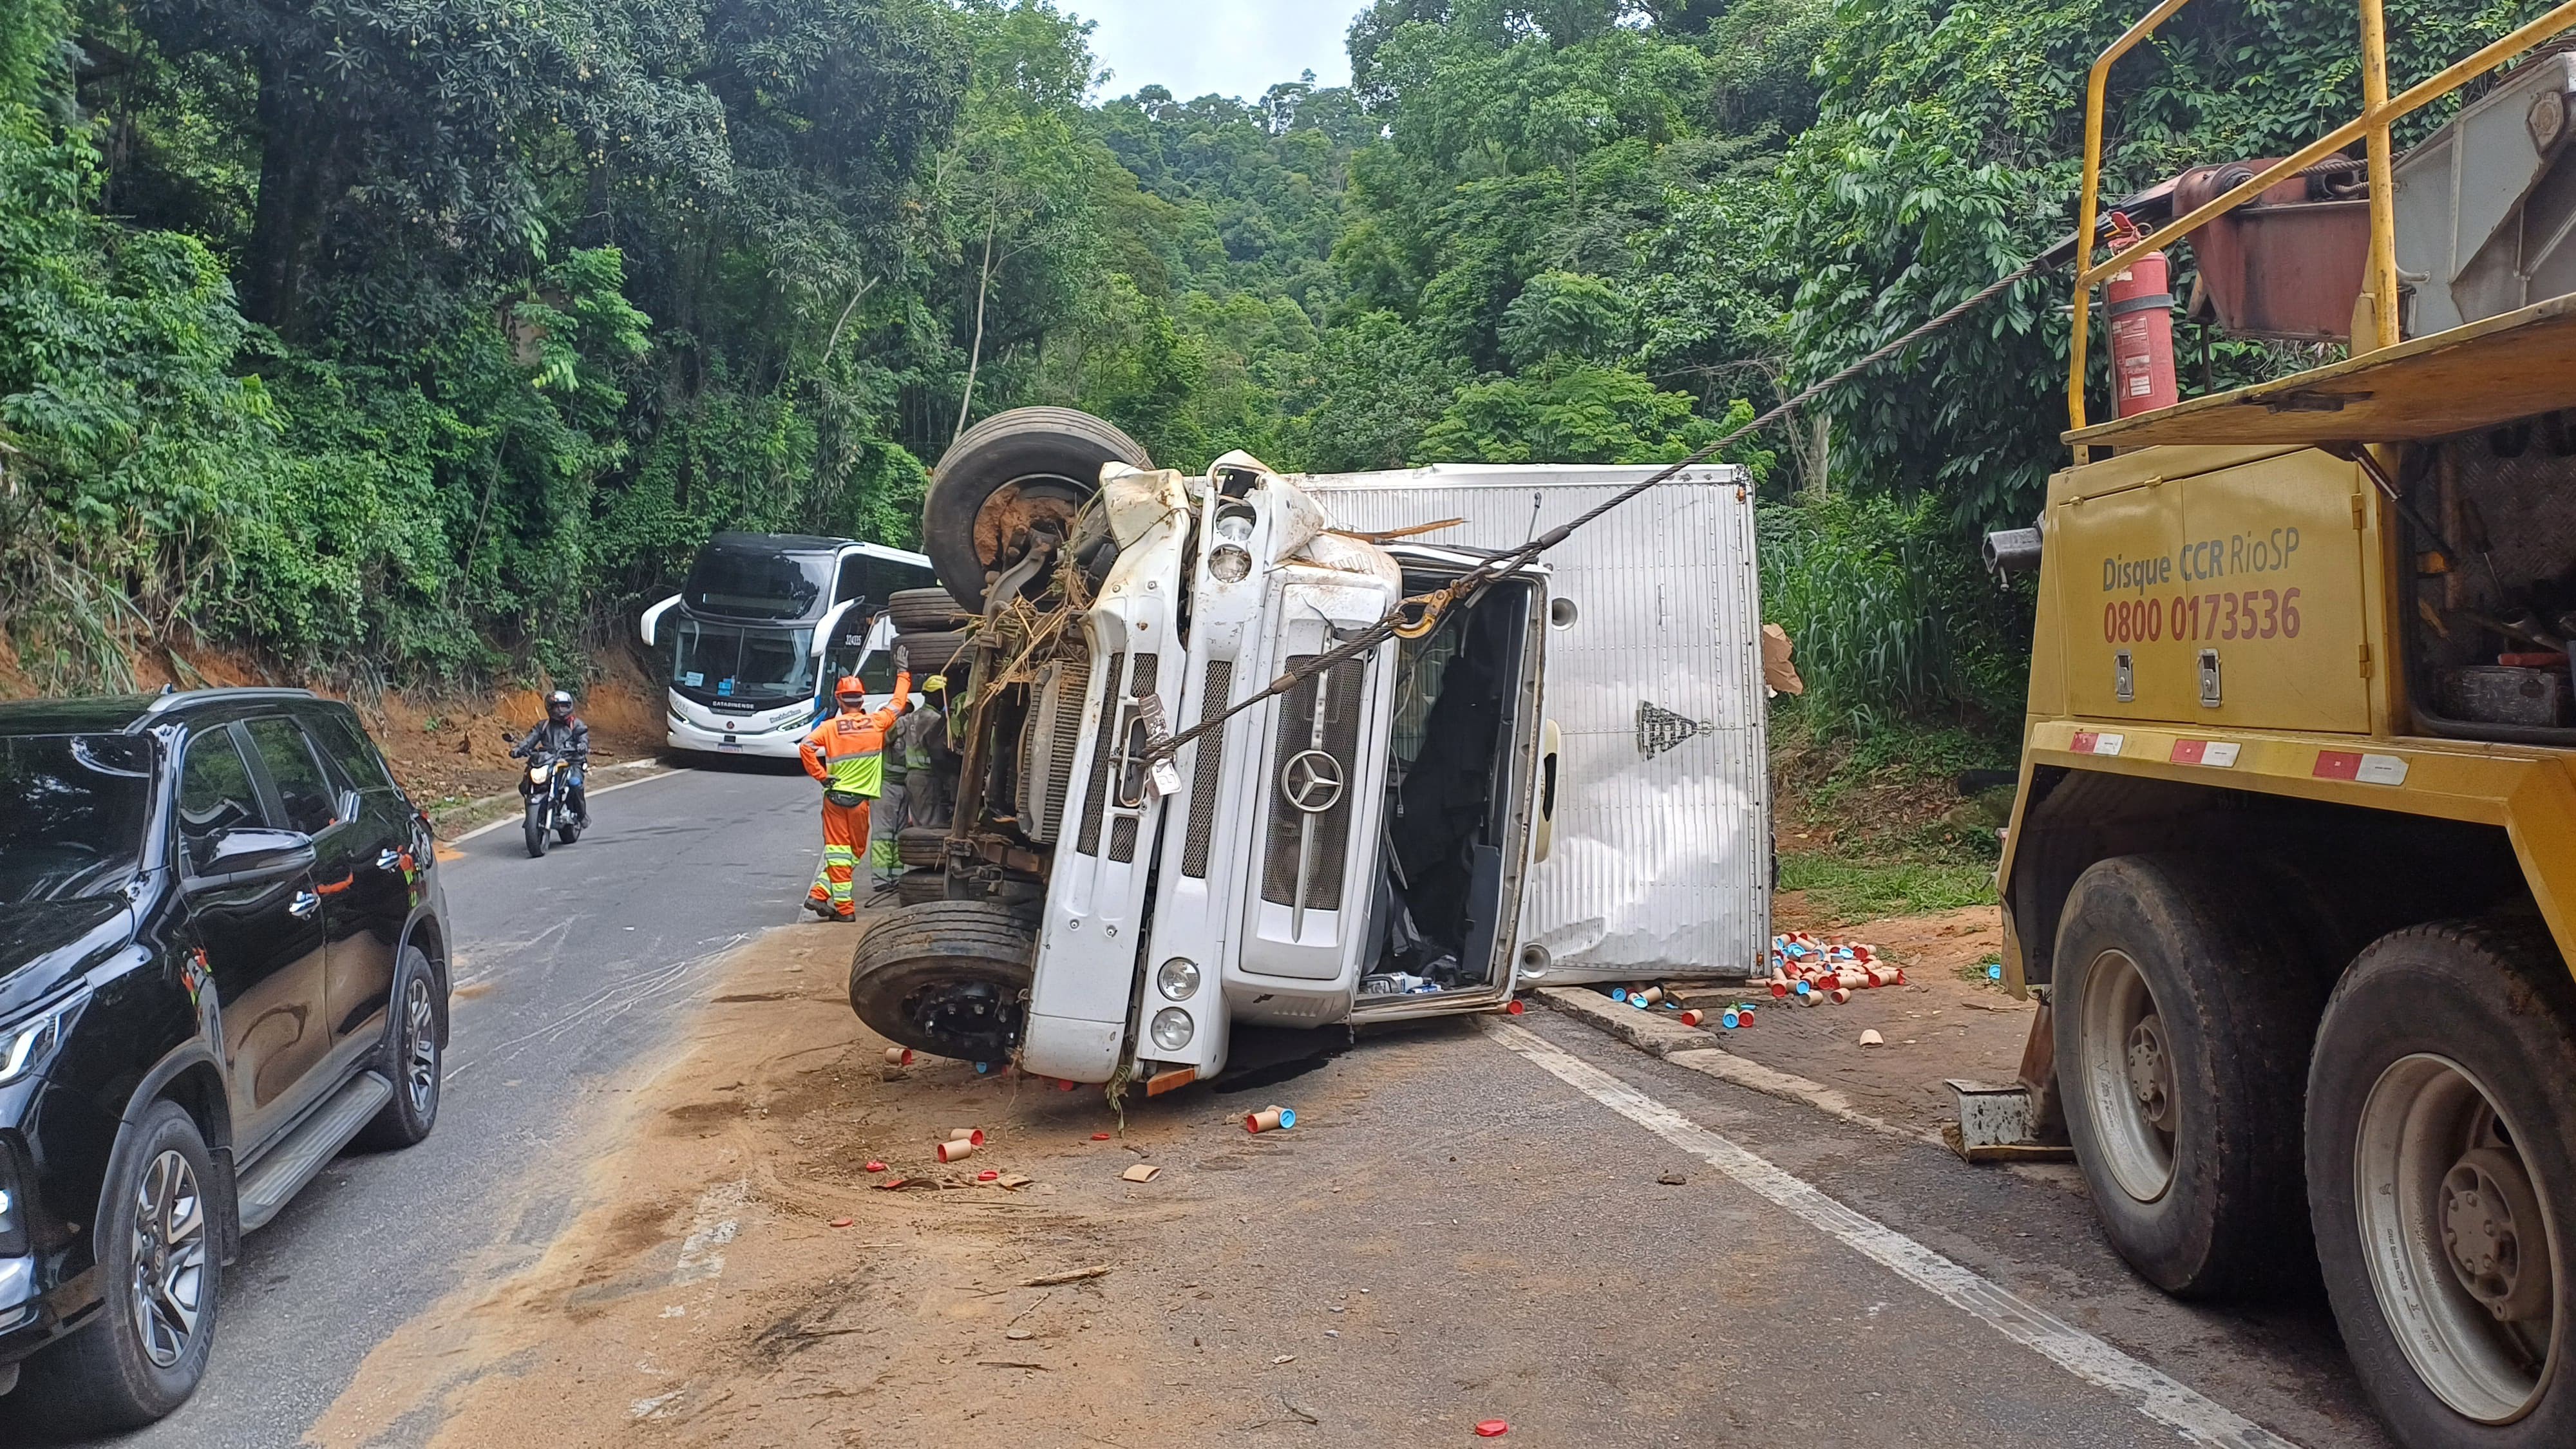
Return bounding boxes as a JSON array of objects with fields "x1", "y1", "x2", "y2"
[
  {"x1": 376, "y1": 848, "x2": 403, "y2": 871},
  {"x1": 287, "y1": 891, "x2": 321, "y2": 920}
]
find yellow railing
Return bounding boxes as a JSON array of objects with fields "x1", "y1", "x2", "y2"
[{"x1": 2065, "y1": 0, "x2": 2576, "y2": 436}]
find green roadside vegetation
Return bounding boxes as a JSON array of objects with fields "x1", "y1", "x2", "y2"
[{"x1": 6, "y1": 0, "x2": 2546, "y2": 703}]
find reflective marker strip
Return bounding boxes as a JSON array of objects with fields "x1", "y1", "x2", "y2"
[
  {"x1": 2070, "y1": 731, "x2": 2126, "y2": 757},
  {"x1": 1485, "y1": 1020, "x2": 2302, "y2": 1449},
  {"x1": 2315, "y1": 751, "x2": 2407, "y2": 785},
  {"x1": 2170, "y1": 740, "x2": 2241, "y2": 768}
]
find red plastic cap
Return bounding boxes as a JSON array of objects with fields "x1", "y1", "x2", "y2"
[
  {"x1": 864, "y1": 1160, "x2": 887, "y2": 1173},
  {"x1": 978, "y1": 1170, "x2": 999, "y2": 1181},
  {"x1": 1475, "y1": 1421, "x2": 1510, "y2": 1437},
  {"x1": 1091, "y1": 1132, "x2": 1112, "y2": 1141},
  {"x1": 1504, "y1": 999, "x2": 1526, "y2": 1015}
]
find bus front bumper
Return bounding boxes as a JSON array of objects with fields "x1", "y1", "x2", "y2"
[{"x1": 667, "y1": 715, "x2": 808, "y2": 760}]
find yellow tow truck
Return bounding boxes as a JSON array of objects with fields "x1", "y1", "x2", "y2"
[{"x1": 1987, "y1": 3, "x2": 2576, "y2": 1443}]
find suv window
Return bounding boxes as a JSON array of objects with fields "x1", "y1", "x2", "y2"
[
  {"x1": 178, "y1": 729, "x2": 265, "y2": 873},
  {"x1": 310, "y1": 710, "x2": 399, "y2": 794},
  {"x1": 245, "y1": 718, "x2": 340, "y2": 835}
]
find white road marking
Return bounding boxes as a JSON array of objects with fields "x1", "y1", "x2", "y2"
[
  {"x1": 671, "y1": 1179, "x2": 748, "y2": 1286},
  {"x1": 446, "y1": 760, "x2": 681, "y2": 844},
  {"x1": 1485, "y1": 1019, "x2": 2301, "y2": 1449}
]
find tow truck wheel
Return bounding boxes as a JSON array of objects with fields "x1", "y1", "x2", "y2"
[
  {"x1": 849, "y1": 901, "x2": 1036, "y2": 1063},
  {"x1": 2052, "y1": 854, "x2": 2329, "y2": 1296},
  {"x1": 2307, "y1": 921, "x2": 2576, "y2": 1446},
  {"x1": 925, "y1": 407, "x2": 1151, "y2": 613},
  {"x1": 887, "y1": 587, "x2": 969, "y2": 635}
]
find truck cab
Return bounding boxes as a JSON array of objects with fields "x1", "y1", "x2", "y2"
[{"x1": 848, "y1": 422, "x2": 1553, "y2": 1095}]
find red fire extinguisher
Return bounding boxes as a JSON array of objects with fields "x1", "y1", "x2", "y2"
[{"x1": 2103, "y1": 212, "x2": 2177, "y2": 417}]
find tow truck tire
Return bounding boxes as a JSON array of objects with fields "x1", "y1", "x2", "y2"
[
  {"x1": 849, "y1": 901, "x2": 1036, "y2": 1062},
  {"x1": 895, "y1": 869, "x2": 946, "y2": 905},
  {"x1": 896, "y1": 827, "x2": 947, "y2": 869},
  {"x1": 925, "y1": 407, "x2": 1151, "y2": 612},
  {"x1": 893, "y1": 627, "x2": 972, "y2": 676},
  {"x1": 2306, "y1": 920, "x2": 2576, "y2": 1446},
  {"x1": 889, "y1": 587, "x2": 969, "y2": 634},
  {"x1": 2052, "y1": 853, "x2": 2329, "y2": 1296}
]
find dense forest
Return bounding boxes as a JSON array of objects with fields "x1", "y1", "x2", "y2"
[{"x1": 0, "y1": 0, "x2": 2550, "y2": 727}]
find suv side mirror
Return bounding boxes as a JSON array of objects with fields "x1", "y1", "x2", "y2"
[{"x1": 193, "y1": 828, "x2": 316, "y2": 880}]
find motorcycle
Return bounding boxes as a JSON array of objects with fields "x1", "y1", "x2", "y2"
[{"x1": 510, "y1": 741, "x2": 585, "y2": 857}]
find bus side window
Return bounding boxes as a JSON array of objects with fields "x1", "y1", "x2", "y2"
[{"x1": 834, "y1": 555, "x2": 869, "y2": 608}]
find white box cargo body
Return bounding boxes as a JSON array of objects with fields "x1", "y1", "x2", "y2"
[{"x1": 1302, "y1": 463, "x2": 1770, "y2": 983}]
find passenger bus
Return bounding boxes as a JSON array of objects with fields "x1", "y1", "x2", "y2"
[{"x1": 639, "y1": 533, "x2": 933, "y2": 759}]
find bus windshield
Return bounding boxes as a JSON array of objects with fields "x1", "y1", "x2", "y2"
[
  {"x1": 669, "y1": 620, "x2": 817, "y2": 708},
  {"x1": 683, "y1": 540, "x2": 831, "y2": 621}
]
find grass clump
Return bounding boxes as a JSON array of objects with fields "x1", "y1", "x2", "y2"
[{"x1": 1778, "y1": 852, "x2": 1998, "y2": 922}]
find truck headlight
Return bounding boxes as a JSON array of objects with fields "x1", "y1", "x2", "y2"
[
  {"x1": 1208, "y1": 544, "x2": 1251, "y2": 583},
  {"x1": 1150, "y1": 1008, "x2": 1194, "y2": 1051},
  {"x1": 1156, "y1": 958, "x2": 1201, "y2": 1001}
]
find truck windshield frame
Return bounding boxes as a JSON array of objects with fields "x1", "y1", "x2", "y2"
[
  {"x1": 0, "y1": 734, "x2": 155, "y2": 906},
  {"x1": 668, "y1": 619, "x2": 819, "y2": 708}
]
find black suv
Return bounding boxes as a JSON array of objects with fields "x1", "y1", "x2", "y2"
[{"x1": 0, "y1": 688, "x2": 449, "y2": 1429}]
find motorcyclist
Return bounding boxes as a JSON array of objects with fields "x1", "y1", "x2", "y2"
[
  {"x1": 511, "y1": 690, "x2": 591, "y2": 827},
  {"x1": 799, "y1": 650, "x2": 911, "y2": 921}
]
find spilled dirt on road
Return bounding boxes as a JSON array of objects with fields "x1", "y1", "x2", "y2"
[{"x1": 307, "y1": 918, "x2": 1378, "y2": 1447}]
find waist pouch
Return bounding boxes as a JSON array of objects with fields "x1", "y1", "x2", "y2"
[{"x1": 824, "y1": 788, "x2": 871, "y2": 809}]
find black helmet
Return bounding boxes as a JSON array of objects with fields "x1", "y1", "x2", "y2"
[{"x1": 545, "y1": 690, "x2": 574, "y2": 722}]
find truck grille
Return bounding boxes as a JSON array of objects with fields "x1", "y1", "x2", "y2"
[
  {"x1": 1018, "y1": 656, "x2": 1091, "y2": 845},
  {"x1": 1109, "y1": 815, "x2": 1140, "y2": 862},
  {"x1": 1180, "y1": 659, "x2": 1235, "y2": 878},
  {"x1": 1074, "y1": 652, "x2": 1124, "y2": 857},
  {"x1": 1259, "y1": 654, "x2": 1367, "y2": 913}
]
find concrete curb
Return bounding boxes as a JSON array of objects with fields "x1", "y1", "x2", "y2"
[{"x1": 1533, "y1": 987, "x2": 1929, "y2": 1145}]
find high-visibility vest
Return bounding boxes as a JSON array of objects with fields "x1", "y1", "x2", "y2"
[{"x1": 801, "y1": 676, "x2": 907, "y2": 797}]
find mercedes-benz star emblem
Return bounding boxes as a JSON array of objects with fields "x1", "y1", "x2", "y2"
[{"x1": 1280, "y1": 749, "x2": 1345, "y2": 814}]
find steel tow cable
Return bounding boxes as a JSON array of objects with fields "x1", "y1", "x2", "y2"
[{"x1": 1142, "y1": 249, "x2": 2063, "y2": 766}]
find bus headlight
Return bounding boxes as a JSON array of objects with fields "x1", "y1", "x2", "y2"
[
  {"x1": 1156, "y1": 958, "x2": 1201, "y2": 1001},
  {"x1": 1150, "y1": 1008, "x2": 1194, "y2": 1051}
]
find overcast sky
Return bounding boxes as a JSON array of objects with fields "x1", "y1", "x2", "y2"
[{"x1": 1069, "y1": 1, "x2": 1361, "y2": 102}]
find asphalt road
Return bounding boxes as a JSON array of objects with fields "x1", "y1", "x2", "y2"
[
  {"x1": 40, "y1": 759, "x2": 2389, "y2": 1447},
  {"x1": 98, "y1": 761, "x2": 824, "y2": 1449}
]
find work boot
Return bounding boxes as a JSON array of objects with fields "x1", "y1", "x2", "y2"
[
  {"x1": 833, "y1": 907, "x2": 858, "y2": 923},
  {"x1": 806, "y1": 896, "x2": 836, "y2": 921}
]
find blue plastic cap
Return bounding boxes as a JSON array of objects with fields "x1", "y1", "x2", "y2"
[{"x1": 1278, "y1": 1108, "x2": 1296, "y2": 1129}]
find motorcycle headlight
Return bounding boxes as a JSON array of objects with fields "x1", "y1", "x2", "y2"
[
  {"x1": 1149, "y1": 1007, "x2": 1194, "y2": 1052},
  {"x1": 0, "y1": 1009, "x2": 64, "y2": 1087},
  {"x1": 1156, "y1": 958, "x2": 1201, "y2": 1001},
  {"x1": 530, "y1": 763, "x2": 551, "y2": 782}
]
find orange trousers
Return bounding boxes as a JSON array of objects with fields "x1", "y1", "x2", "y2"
[{"x1": 808, "y1": 796, "x2": 871, "y2": 918}]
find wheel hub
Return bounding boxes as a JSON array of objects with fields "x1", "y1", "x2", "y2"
[
  {"x1": 2442, "y1": 1146, "x2": 2552, "y2": 1323},
  {"x1": 905, "y1": 979, "x2": 1023, "y2": 1057},
  {"x1": 2125, "y1": 1014, "x2": 2174, "y2": 1130}
]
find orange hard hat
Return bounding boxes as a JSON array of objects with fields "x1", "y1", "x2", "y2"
[{"x1": 834, "y1": 676, "x2": 867, "y2": 702}]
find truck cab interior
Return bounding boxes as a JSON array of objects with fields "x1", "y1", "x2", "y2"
[
  {"x1": 2403, "y1": 421, "x2": 2576, "y2": 744},
  {"x1": 1363, "y1": 562, "x2": 1543, "y2": 1005}
]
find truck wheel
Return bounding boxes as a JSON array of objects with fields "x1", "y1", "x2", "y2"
[
  {"x1": 2307, "y1": 920, "x2": 2575, "y2": 1446},
  {"x1": 925, "y1": 407, "x2": 1150, "y2": 612},
  {"x1": 848, "y1": 901, "x2": 1036, "y2": 1061},
  {"x1": 895, "y1": 869, "x2": 947, "y2": 905},
  {"x1": 893, "y1": 627, "x2": 972, "y2": 676},
  {"x1": 888, "y1": 587, "x2": 969, "y2": 634},
  {"x1": 2052, "y1": 853, "x2": 2328, "y2": 1296},
  {"x1": 15, "y1": 1101, "x2": 220, "y2": 1432},
  {"x1": 896, "y1": 827, "x2": 947, "y2": 869}
]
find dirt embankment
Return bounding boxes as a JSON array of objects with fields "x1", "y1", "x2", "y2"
[{"x1": 0, "y1": 634, "x2": 667, "y2": 813}]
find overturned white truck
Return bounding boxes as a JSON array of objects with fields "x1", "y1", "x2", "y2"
[{"x1": 848, "y1": 408, "x2": 1768, "y2": 1086}]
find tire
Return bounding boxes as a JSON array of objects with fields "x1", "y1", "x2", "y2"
[
  {"x1": 2307, "y1": 920, "x2": 2576, "y2": 1446},
  {"x1": 894, "y1": 628, "x2": 972, "y2": 676},
  {"x1": 897, "y1": 827, "x2": 947, "y2": 869},
  {"x1": 356, "y1": 945, "x2": 444, "y2": 1151},
  {"x1": 889, "y1": 587, "x2": 969, "y2": 634},
  {"x1": 895, "y1": 869, "x2": 947, "y2": 905},
  {"x1": 15, "y1": 1101, "x2": 220, "y2": 1432},
  {"x1": 522, "y1": 801, "x2": 548, "y2": 858},
  {"x1": 925, "y1": 406, "x2": 1151, "y2": 612},
  {"x1": 848, "y1": 900, "x2": 1037, "y2": 1061},
  {"x1": 2052, "y1": 853, "x2": 2330, "y2": 1296}
]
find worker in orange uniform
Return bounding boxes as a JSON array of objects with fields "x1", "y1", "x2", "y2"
[{"x1": 799, "y1": 648, "x2": 911, "y2": 921}]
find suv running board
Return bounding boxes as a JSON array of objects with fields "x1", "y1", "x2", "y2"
[{"x1": 235, "y1": 1070, "x2": 393, "y2": 1232}]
